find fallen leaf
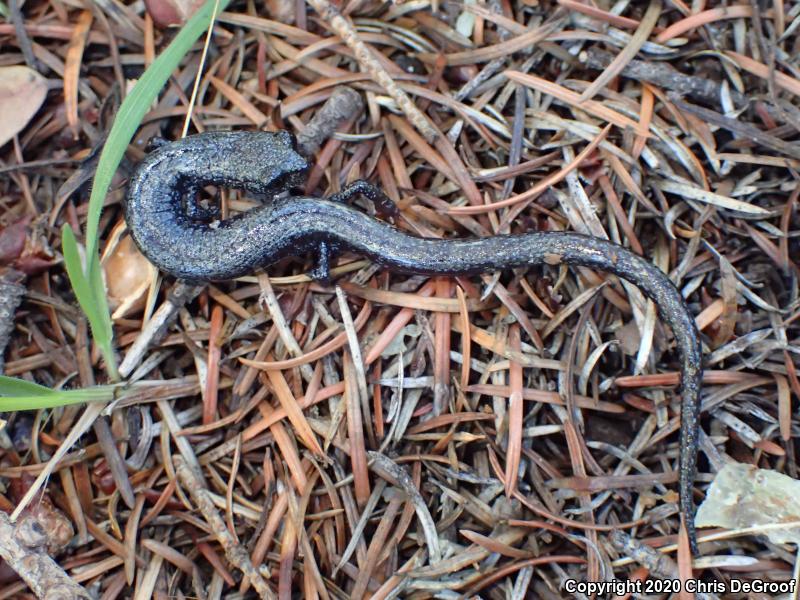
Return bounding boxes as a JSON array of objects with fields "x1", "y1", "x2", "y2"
[
  {"x1": 144, "y1": 0, "x2": 205, "y2": 27},
  {"x1": 0, "y1": 66, "x2": 48, "y2": 148},
  {"x1": 101, "y1": 222, "x2": 157, "y2": 318},
  {"x1": 0, "y1": 218, "x2": 30, "y2": 264},
  {"x1": 614, "y1": 321, "x2": 641, "y2": 356},
  {"x1": 696, "y1": 462, "x2": 800, "y2": 545}
]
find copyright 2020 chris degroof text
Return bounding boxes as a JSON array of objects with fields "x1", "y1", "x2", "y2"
[{"x1": 563, "y1": 577, "x2": 796, "y2": 596}]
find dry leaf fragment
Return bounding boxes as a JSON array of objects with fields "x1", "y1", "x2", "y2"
[
  {"x1": 696, "y1": 462, "x2": 800, "y2": 545},
  {"x1": 0, "y1": 217, "x2": 30, "y2": 264},
  {"x1": 0, "y1": 66, "x2": 47, "y2": 148},
  {"x1": 101, "y1": 222, "x2": 157, "y2": 319},
  {"x1": 144, "y1": 0, "x2": 205, "y2": 27}
]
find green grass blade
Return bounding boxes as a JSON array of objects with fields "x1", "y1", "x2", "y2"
[
  {"x1": 83, "y1": 0, "x2": 230, "y2": 261},
  {"x1": 61, "y1": 0, "x2": 228, "y2": 380},
  {"x1": 62, "y1": 225, "x2": 112, "y2": 345},
  {"x1": 0, "y1": 378, "x2": 120, "y2": 411},
  {"x1": 0, "y1": 388, "x2": 116, "y2": 412},
  {"x1": 0, "y1": 376, "x2": 56, "y2": 397},
  {"x1": 88, "y1": 252, "x2": 119, "y2": 379},
  {"x1": 0, "y1": 2, "x2": 8, "y2": 18},
  {"x1": 62, "y1": 224, "x2": 119, "y2": 377}
]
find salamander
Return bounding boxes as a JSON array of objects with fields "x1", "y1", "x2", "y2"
[{"x1": 124, "y1": 130, "x2": 703, "y2": 552}]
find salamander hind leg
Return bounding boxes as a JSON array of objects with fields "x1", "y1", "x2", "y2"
[
  {"x1": 329, "y1": 180, "x2": 399, "y2": 219},
  {"x1": 309, "y1": 241, "x2": 332, "y2": 285}
]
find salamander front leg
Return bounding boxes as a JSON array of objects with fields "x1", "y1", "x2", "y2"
[
  {"x1": 146, "y1": 136, "x2": 170, "y2": 151},
  {"x1": 151, "y1": 137, "x2": 221, "y2": 222},
  {"x1": 183, "y1": 184, "x2": 221, "y2": 221},
  {"x1": 329, "y1": 180, "x2": 399, "y2": 219}
]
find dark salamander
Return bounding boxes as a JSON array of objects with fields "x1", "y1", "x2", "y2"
[{"x1": 125, "y1": 130, "x2": 703, "y2": 553}]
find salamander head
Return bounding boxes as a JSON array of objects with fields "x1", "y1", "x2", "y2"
[
  {"x1": 205, "y1": 129, "x2": 309, "y2": 194},
  {"x1": 137, "y1": 130, "x2": 310, "y2": 197},
  {"x1": 264, "y1": 129, "x2": 308, "y2": 192}
]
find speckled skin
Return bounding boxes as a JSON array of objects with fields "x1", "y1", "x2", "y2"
[{"x1": 125, "y1": 131, "x2": 703, "y2": 552}]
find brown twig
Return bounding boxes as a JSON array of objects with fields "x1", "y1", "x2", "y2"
[
  {"x1": 118, "y1": 280, "x2": 203, "y2": 378},
  {"x1": 303, "y1": 0, "x2": 438, "y2": 142},
  {"x1": 0, "y1": 512, "x2": 91, "y2": 599},
  {"x1": 296, "y1": 86, "x2": 365, "y2": 156},
  {"x1": 580, "y1": 48, "x2": 748, "y2": 106},
  {"x1": 174, "y1": 456, "x2": 277, "y2": 600},
  {"x1": 0, "y1": 270, "x2": 25, "y2": 374}
]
